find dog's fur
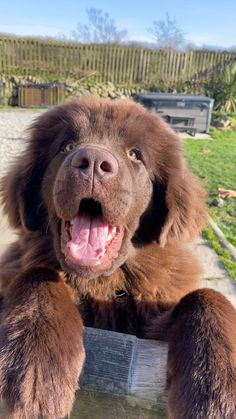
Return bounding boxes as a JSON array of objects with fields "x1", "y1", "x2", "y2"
[{"x1": 0, "y1": 95, "x2": 235, "y2": 418}]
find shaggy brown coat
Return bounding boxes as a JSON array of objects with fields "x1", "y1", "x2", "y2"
[{"x1": 0, "y1": 95, "x2": 235, "y2": 418}]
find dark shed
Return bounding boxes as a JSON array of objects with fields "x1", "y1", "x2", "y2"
[{"x1": 134, "y1": 93, "x2": 214, "y2": 134}]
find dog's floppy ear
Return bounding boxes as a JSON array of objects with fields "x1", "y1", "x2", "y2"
[
  {"x1": 145, "y1": 118, "x2": 208, "y2": 247},
  {"x1": 1, "y1": 152, "x2": 46, "y2": 232},
  {"x1": 158, "y1": 162, "x2": 208, "y2": 247}
]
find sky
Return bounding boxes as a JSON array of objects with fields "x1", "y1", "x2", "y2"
[{"x1": 0, "y1": 0, "x2": 236, "y2": 48}]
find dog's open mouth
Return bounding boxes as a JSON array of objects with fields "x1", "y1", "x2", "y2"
[{"x1": 60, "y1": 199, "x2": 124, "y2": 268}]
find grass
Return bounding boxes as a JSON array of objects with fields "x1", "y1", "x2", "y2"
[
  {"x1": 0, "y1": 390, "x2": 167, "y2": 419},
  {"x1": 183, "y1": 128, "x2": 236, "y2": 280},
  {"x1": 0, "y1": 105, "x2": 16, "y2": 109},
  {"x1": 0, "y1": 105, "x2": 48, "y2": 110}
]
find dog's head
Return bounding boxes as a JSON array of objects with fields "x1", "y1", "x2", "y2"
[{"x1": 1, "y1": 96, "x2": 207, "y2": 278}]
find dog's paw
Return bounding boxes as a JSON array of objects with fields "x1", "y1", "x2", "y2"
[
  {"x1": 0, "y1": 320, "x2": 85, "y2": 418},
  {"x1": 0, "y1": 318, "x2": 85, "y2": 418},
  {"x1": 0, "y1": 269, "x2": 85, "y2": 418}
]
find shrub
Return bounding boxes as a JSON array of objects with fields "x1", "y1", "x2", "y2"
[{"x1": 214, "y1": 62, "x2": 236, "y2": 112}]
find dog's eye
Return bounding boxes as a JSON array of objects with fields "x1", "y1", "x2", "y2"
[
  {"x1": 128, "y1": 148, "x2": 142, "y2": 161},
  {"x1": 61, "y1": 141, "x2": 76, "y2": 153}
]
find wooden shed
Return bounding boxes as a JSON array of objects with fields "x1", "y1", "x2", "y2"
[{"x1": 18, "y1": 83, "x2": 65, "y2": 107}]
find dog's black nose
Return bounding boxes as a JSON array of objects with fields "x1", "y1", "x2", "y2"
[{"x1": 71, "y1": 146, "x2": 118, "y2": 180}]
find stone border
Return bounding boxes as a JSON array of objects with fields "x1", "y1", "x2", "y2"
[{"x1": 209, "y1": 217, "x2": 236, "y2": 262}]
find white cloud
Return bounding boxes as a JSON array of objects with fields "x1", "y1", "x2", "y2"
[
  {"x1": 187, "y1": 32, "x2": 235, "y2": 48},
  {"x1": 0, "y1": 23, "x2": 69, "y2": 38},
  {"x1": 127, "y1": 33, "x2": 153, "y2": 43}
]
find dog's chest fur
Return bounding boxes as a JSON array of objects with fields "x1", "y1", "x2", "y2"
[{"x1": 65, "y1": 245, "x2": 200, "y2": 337}]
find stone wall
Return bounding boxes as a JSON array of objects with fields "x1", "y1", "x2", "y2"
[{"x1": 0, "y1": 75, "x2": 144, "y2": 106}]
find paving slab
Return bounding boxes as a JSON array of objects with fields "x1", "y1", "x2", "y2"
[
  {"x1": 192, "y1": 237, "x2": 236, "y2": 308},
  {"x1": 192, "y1": 236, "x2": 229, "y2": 280},
  {"x1": 178, "y1": 132, "x2": 212, "y2": 140}
]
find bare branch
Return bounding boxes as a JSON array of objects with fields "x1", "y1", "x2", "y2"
[
  {"x1": 71, "y1": 8, "x2": 128, "y2": 44},
  {"x1": 148, "y1": 13, "x2": 186, "y2": 50}
]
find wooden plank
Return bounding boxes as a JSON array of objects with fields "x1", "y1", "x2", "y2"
[
  {"x1": 103, "y1": 44, "x2": 109, "y2": 83},
  {"x1": 125, "y1": 47, "x2": 132, "y2": 85},
  {"x1": 182, "y1": 52, "x2": 188, "y2": 82},
  {"x1": 175, "y1": 52, "x2": 181, "y2": 84},
  {"x1": 123, "y1": 47, "x2": 129, "y2": 85},
  {"x1": 130, "y1": 338, "x2": 167, "y2": 403},
  {"x1": 164, "y1": 50, "x2": 171, "y2": 85},
  {"x1": 147, "y1": 49, "x2": 153, "y2": 84},
  {"x1": 0, "y1": 39, "x2": 3, "y2": 73},
  {"x1": 170, "y1": 50, "x2": 177, "y2": 85},
  {"x1": 143, "y1": 49, "x2": 151, "y2": 84},
  {"x1": 142, "y1": 49, "x2": 148, "y2": 84},
  {"x1": 6, "y1": 38, "x2": 11, "y2": 74},
  {"x1": 91, "y1": 44, "x2": 96, "y2": 79},
  {"x1": 108, "y1": 45, "x2": 115, "y2": 83},
  {"x1": 181, "y1": 52, "x2": 187, "y2": 83},
  {"x1": 150, "y1": 49, "x2": 157, "y2": 85},
  {"x1": 57, "y1": 42, "x2": 62, "y2": 77},
  {"x1": 81, "y1": 327, "x2": 168, "y2": 404},
  {"x1": 159, "y1": 50, "x2": 166, "y2": 83},
  {"x1": 82, "y1": 327, "x2": 136, "y2": 393},
  {"x1": 187, "y1": 51, "x2": 193, "y2": 81},
  {"x1": 113, "y1": 47, "x2": 120, "y2": 85},
  {"x1": 137, "y1": 48, "x2": 143, "y2": 84},
  {"x1": 129, "y1": 47, "x2": 136, "y2": 85},
  {"x1": 99, "y1": 45, "x2": 106, "y2": 83},
  {"x1": 118, "y1": 47, "x2": 125, "y2": 84}
]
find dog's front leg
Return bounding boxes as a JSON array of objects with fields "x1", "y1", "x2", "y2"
[
  {"x1": 167, "y1": 289, "x2": 236, "y2": 419},
  {"x1": 0, "y1": 267, "x2": 85, "y2": 419}
]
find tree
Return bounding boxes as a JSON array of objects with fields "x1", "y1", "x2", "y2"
[
  {"x1": 71, "y1": 8, "x2": 128, "y2": 44},
  {"x1": 148, "y1": 13, "x2": 186, "y2": 50}
]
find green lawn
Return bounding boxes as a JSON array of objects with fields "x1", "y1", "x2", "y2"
[{"x1": 183, "y1": 129, "x2": 236, "y2": 280}]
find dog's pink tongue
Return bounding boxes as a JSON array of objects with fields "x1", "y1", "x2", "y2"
[{"x1": 66, "y1": 214, "x2": 109, "y2": 266}]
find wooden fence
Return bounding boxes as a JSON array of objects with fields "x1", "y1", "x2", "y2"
[{"x1": 0, "y1": 36, "x2": 236, "y2": 86}]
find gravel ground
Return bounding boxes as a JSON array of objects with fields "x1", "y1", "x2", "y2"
[
  {"x1": 0, "y1": 109, "x2": 44, "y2": 173},
  {"x1": 0, "y1": 109, "x2": 235, "y2": 307}
]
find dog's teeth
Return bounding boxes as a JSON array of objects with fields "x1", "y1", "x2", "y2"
[
  {"x1": 107, "y1": 227, "x2": 117, "y2": 243},
  {"x1": 100, "y1": 249, "x2": 106, "y2": 258},
  {"x1": 70, "y1": 219, "x2": 74, "y2": 226}
]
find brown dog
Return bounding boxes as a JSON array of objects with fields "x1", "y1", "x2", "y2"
[{"x1": 0, "y1": 95, "x2": 235, "y2": 418}]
